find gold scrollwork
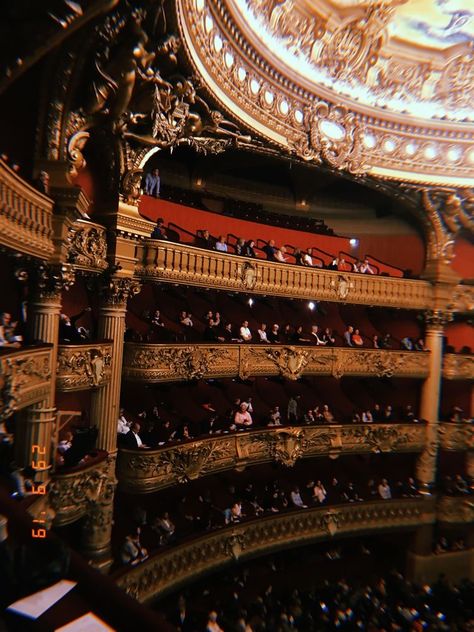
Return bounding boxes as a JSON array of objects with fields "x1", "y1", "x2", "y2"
[
  {"x1": 0, "y1": 348, "x2": 52, "y2": 418},
  {"x1": 57, "y1": 344, "x2": 112, "y2": 391},
  {"x1": 68, "y1": 220, "x2": 108, "y2": 271}
]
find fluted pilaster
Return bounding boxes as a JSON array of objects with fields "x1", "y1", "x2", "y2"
[{"x1": 15, "y1": 402, "x2": 56, "y2": 482}]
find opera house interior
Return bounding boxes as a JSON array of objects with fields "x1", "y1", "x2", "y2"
[{"x1": 0, "y1": 0, "x2": 473, "y2": 629}]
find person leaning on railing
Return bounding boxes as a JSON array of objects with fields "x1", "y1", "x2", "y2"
[{"x1": 0, "y1": 313, "x2": 22, "y2": 347}]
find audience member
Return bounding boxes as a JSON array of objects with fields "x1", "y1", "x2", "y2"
[
  {"x1": 352, "y1": 328, "x2": 364, "y2": 346},
  {"x1": 378, "y1": 478, "x2": 392, "y2": 499},
  {"x1": 262, "y1": 240, "x2": 277, "y2": 261},
  {"x1": 343, "y1": 325, "x2": 353, "y2": 346},
  {"x1": 215, "y1": 235, "x2": 228, "y2": 252},
  {"x1": 150, "y1": 218, "x2": 167, "y2": 239},
  {"x1": 239, "y1": 320, "x2": 252, "y2": 342},
  {"x1": 144, "y1": 168, "x2": 160, "y2": 198},
  {"x1": 120, "y1": 530, "x2": 148, "y2": 565},
  {"x1": 58, "y1": 308, "x2": 91, "y2": 343},
  {"x1": 257, "y1": 323, "x2": 270, "y2": 343}
]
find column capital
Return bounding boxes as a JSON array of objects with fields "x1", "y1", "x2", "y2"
[
  {"x1": 98, "y1": 275, "x2": 142, "y2": 308},
  {"x1": 21, "y1": 263, "x2": 76, "y2": 301},
  {"x1": 423, "y1": 309, "x2": 453, "y2": 329}
]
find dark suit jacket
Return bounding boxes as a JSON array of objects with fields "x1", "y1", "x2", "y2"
[{"x1": 123, "y1": 430, "x2": 141, "y2": 449}]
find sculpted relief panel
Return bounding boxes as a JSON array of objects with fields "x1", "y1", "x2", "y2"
[
  {"x1": 117, "y1": 423, "x2": 426, "y2": 493},
  {"x1": 57, "y1": 344, "x2": 112, "y2": 391},
  {"x1": 0, "y1": 348, "x2": 52, "y2": 418}
]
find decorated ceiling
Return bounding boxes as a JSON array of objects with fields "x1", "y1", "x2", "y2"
[{"x1": 177, "y1": 0, "x2": 474, "y2": 185}]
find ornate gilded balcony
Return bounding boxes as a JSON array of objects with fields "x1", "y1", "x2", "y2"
[
  {"x1": 135, "y1": 240, "x2": 434, "y2": 309},
  {"x1": 438, "y1": 423, "x2": 473, "y2": 452},
  {"x1": 67, "y1": 219, "x2": 108, "y2": 273},
  {"x1": 0, "y1": 346, "x2": 53, "y2": 418},
  {"x1": 115, "y1": 498, "x2": 434, "y2": 602},
  {"x1": 123, "y1": 343, "x2": 430, "y2": 383},
  {"x1": 117, "y1": 423, "x2": 426, "y2": 493},
  {"x1": 57, "y1": 342, "x2": 113, "y2": 391},
  {"x1": 49, "y1": 452, "x2": 113, "y2": 526},
  {"x1": 442, "y1": 354, "x2": 474, "y2": 381},
  {"x1": 437, "y1": 496, "x2": 474, "y2": 525},
  {"x1": 0, "y1": 158, "x2": 54, "y2": 259}
]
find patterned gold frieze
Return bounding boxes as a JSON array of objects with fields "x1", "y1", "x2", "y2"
[
  {"x1": 123, "y1": 343, "x2": 430, "y2": 383},
  {"x1": 0, "y1": 346, "x2": 53, "y2": 418},
  {"x1": 443, "y1": 354, "x2": 474, "y2": 381},
  {"x1": 437, "y1": 496, "x2": 474, "y2": 525},
  {"x1": 115, "y1": 498, "x2": 434, "y2": 602},
  {"x1": 67, "y1": 219, "x2": 108, "y2": 272},
  {"x1": 0, "y1": 159, "x2": 54, "y2": 259},
  {"x1": 135, "y1": 242, "x2": 434, "y2": 308},
  {"x1": 57, "y1": 343, "x2": 113, "y2": 391},
  {"x1": 117, "y1": 423, "x2": 426, "y2": 493},
  {"x1": 50, "y1": 455, "x2": 115, "y2": 527},
  {"x1": 438, "y1": 423, "x2": 474, "y2": 452}
]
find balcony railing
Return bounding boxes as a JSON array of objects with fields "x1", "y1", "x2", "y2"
[
  {"x1": 67, "y1": 219, "x2": 108, "y2": 273},
  {"x1": 49, "y1": 452, "x2": 111, "y2": 526},
  {"x1": 0, "y1": 346, "x2": 53, "y2": 418},
  {"x1": 123, "y1": 343, "x2": 431, "y2": 383},
  {"x1": 442, "y1": 354, "x2": 474, "y2": 381},
  {"x1": 135, "y1": 240, "x2": 434, "y2": 309},
  {"x1": 115, "y1": 498, "x2": 434, "y2": 602},
  {"x1": 438, "y1": 423, "x2": 473, "y2": 452},
  {"x1": 57, "y1": 342, "x2": 113, "y2": 391},
  {"x1": 437, "y1": 495, "x2": 474, "y2": 525},
  {"x1": 0, "y1": 159, "x2": 54, "y2": 259},
  {"x1": 117, "y1": 423, "x2": 427, "y2": 493}
]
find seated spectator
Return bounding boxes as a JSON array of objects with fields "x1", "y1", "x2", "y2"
[
  {"x1": 9, "y1": 463, "x2": 39, "y2": 499},
  {"x1": 120, "y1": 530, "x2": 148, "y2": 566},
  {"x1": 372, "y1": 403, "x2": 382, "y2": 422},
  {"x1": 239, "y1": 320, "x2": 252, "y2": 342},
  {"x1": 243, "y1": 239, "x2": 256, "y2": 257},
  {"x1": 222, "y1": 322, "x2": 241, "y2": 342},
  {"x1": 360, "y1": 258, "x2": 376, "y2": 274},
  {"x1": 337, "y1": 257, "x2": 352, "y2": 272},
  {"x1": 329, "y1": 256, "x2": 340, "y2": 270},
  {"x1": 196, "y1": 229, "x2": 214, "y2": 249},
  {"x1": 57, "y1": 431, "x2": 73, "y2": 455},
  {"x1": 215, "y1": 235, "x2": 228, "y2": 252},
  {"x1": 234, "y1": 237, "x2": 246, "y2": 255},
  {"x1": 312, "y1": 480, "x2": 327, "y2": 504},
  {"x1": 58, "y1": 308, "x2": 91, "y2": 343},
  {"x1": 203, "y1": 322, "x2": 224, "y2": 342},
  {"x1": 290, "y1": 486, "x2": 308, "y2": 509},
  {"x1": 262, "y1": 239, "x2": 277, "y2": 261},
  {"x1": 372, "y1": 334, "x2": 380, "y2": 349},
  {"x1": 210, "y1": 311, "x2": 221, "y2": 327},
  {"x1": 123, "y1": 422, "x2": 148, "y2": 449},
  {"x1": 310, "y1": 325, "x2": 326, "y2": 345},
  {"x1": 206, "y1": 611, "x2": 224, "y2": 632},
  {"x1": 434, "y1": 537, "x2": 449, "y2": 554},
  {"x1": 378, "y1": 478, "x2": 392, "y2": 499},
  {"x1": 404, "y1": 404, "x2": 418, "y2": 423},
  {"x1": 294, "y1": 248, "x2": 304, "y2": 265},
  {"x1": 303, "y1": 409, "x2": 316, "y2": 425},
  {"x1": 321, "y1": 327, "x2": 336, "y2": 346},
  {"x1": 144, "y1": 168, "x2": 160, "y2": 198},
  {"x1": 179, "y1": 311, "x2": 193, "y2": 327},
  {"x1": 274, "y1": 246, "x2": 288, "y2": 263},
  {"x1": 343, "y1": 325, "x2": 353, "y2": 346},
  {"x1": 383, "y1": 405, "x2": 393, "y2": 421},
  {"x1": 415, "y1": 338, "x2": 425, "y2": 351},
  {"x1": 152, "y1": 512, "x2": 175, "y2": 545},
  {"x1": 313, "y1": 406, "x2": 324, "y2": 423},
  {"x1": 151, "y1": 309, "x2": 165, "y2": 328},
  {"x1": 403, "y1": 477, "x2": 419, "y2": 497},
  {"x1": 303, "y1": 248, "x2": 315, "y2": 267},
  {"x1": 281, "y1": 323, "x2": 292, "y2": 343},
  {"x1": 117, "y1": 408, "x2": 131, "y2": 435},
  {"x1": 287, "y1": 395, "x2": 300, "y2": 424},
  {"x1": 34, "y1": 170, "x2": 50, "y2": 195},
  {"x1": 232, "y1": 402, "x2": 253, "y2": 429},
  {"x1": 352, "y1": 412, "x2": 361, "y2": 423},
  {"x1": 449, "y1": 406, "x2": 464, "y2": 423},
  {"x1": 380, "y1": 333, "x2": 393, "y2": 349},
  {"x1": 268, "y1": 323, "x2": 280, "y2": 343},
  {"x1": 268, "y1": 406, "x2": 282, "y2": 427},
  {"x1": 343, "y1": 481, "x2": 363, "y2": 502},
  {"x1": 401, "y1": 336, "x2": 414, "y2": 351},
  {"x1": 362, "y1": 409, "x2": 373, "y2": 423},
  {"x1": 257, "y1": 323, "x2": 270, "y2": 343},
  {"x1": 454, "y1": 474, "x2": 469, "y2": 494},
  {"x1": 291, "y1": 325, "x2": 310, "y2": 344},
  {"x1": 322, "y1": 404, "x2": 334, "y2": 423},
  {"x1": 150, "y1": 218, "x2": 167, "y2": 239},
  {"x1": 352, "y1": 328, "x2": 364, "y2": 346},
  {"x1": 0, "y1": 312, "x2": 23, "y2": 347}
]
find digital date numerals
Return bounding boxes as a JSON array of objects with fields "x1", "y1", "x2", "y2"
[{"x1": 31, "y1": 444, "x2": 46, "y2": 470}]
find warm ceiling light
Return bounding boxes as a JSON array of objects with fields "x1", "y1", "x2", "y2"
[
  {"x1": 248, "y1": 298, "x2": 254, "y2": 306},
  {"x1": 308, "y1": 301, "x2": 315, "y2": 311},
  {"x1": 349, "y1": 238, "x2": 359, "y2": 247}
]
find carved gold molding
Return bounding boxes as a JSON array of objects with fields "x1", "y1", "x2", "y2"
[
  {"x1": 0, "y1": 159, "x2": 54, "y2": 259},
  {"x1": 115, "y1": 498, "x2": 435, "y2": 602},
  {"x1": 438, "y1": 423, "x2": 474, "y2": 452},
  {"x1": 57, "y1": 343, "x2": 113, "y2": 391},
  {"x1": 123, "y1": 343, "x2": 431, "y2": 383},
  {"x1": 117, "y1": 423, "x2": 427, "y2": 493},
  {"x1": 0, "y1": 346, "x2": 53, "y2": 418},
  {"x1": 67, "y1": 219, "x2": 108, "y2": 273},
  {"x1": 443, "y1": 354, "x2": 474, "y2": 381},
  {"x1": 50, "y1": 454, "x2": 115, "y2": 527},
  {"x1": 177, "y1": 0, "x2": 474, "y2": 187},
  {"x1": 437, "y1": 495, "x2": 474, "y2": 525},
  {"x1": 135, "y1": 241, "x2": 435, "y2": 309}
]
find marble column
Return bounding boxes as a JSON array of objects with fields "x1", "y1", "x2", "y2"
[
  {"x1": 90, "y1": 277, "x2": 141, "y2": 453},
  {"x1": 416, "y1": 311, "x2": 447, "y2": 494}
]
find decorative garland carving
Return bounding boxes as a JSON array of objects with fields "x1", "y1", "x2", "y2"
[
  {"x1": 0, "y1": 349, "x2": 52, "y2": 419},
  {"x1": 437, "y1": 495, "x2": 474, "y2": 525},
  {"x1": 68, "y1": 221, "x2": 108, "y2": 271},
  {"x1": 442, "y1": 354, "x2": 474, "y2": 381},
  {"x1": 117, "y1": 423, "x2": 426, "y2": 493},
  {"x1": 265, "y1": 347, "x2": 310, "y2": 381},
  {"x1": 57, "y1": 344, "x2": 113, "y2": 391},
  {"x1": 438, "y1": 423, "x2": 474, "y2": 452}
]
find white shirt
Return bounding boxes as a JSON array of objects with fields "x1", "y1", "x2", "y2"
[
  {"x1": 313, "y1": 484, "x2": 327, "y2": 503},
  {"x1": 240, "y1": 326, "x2": 252, "y2": 341},
  {"x1": 133, "y1": 431, "x2": 143, "y2": 448},
  {"x1": 215, "y1": 242, "x2": 228, "y2": 252},
  {"x1": 378, "y1": 484, "x2": 392, "y2": 500},
  {"x1": 362, "y1": 412, "x2": 373, "y2": 423},
  {"x1": 303, "y1": 253, "x2": 313, "y2": 266},
  {"x1": 58, "y1": 440, "x2": 72, "y2": 454},
  {"x1": 291, "y1": 491, "x2": 306, "y2": 508},
  {"x1": 360, "y1": 262, "x2": 375, "y2": 274},
  {"x1": 258, "y1": 328, "x2": 269, "y2": 342}
]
